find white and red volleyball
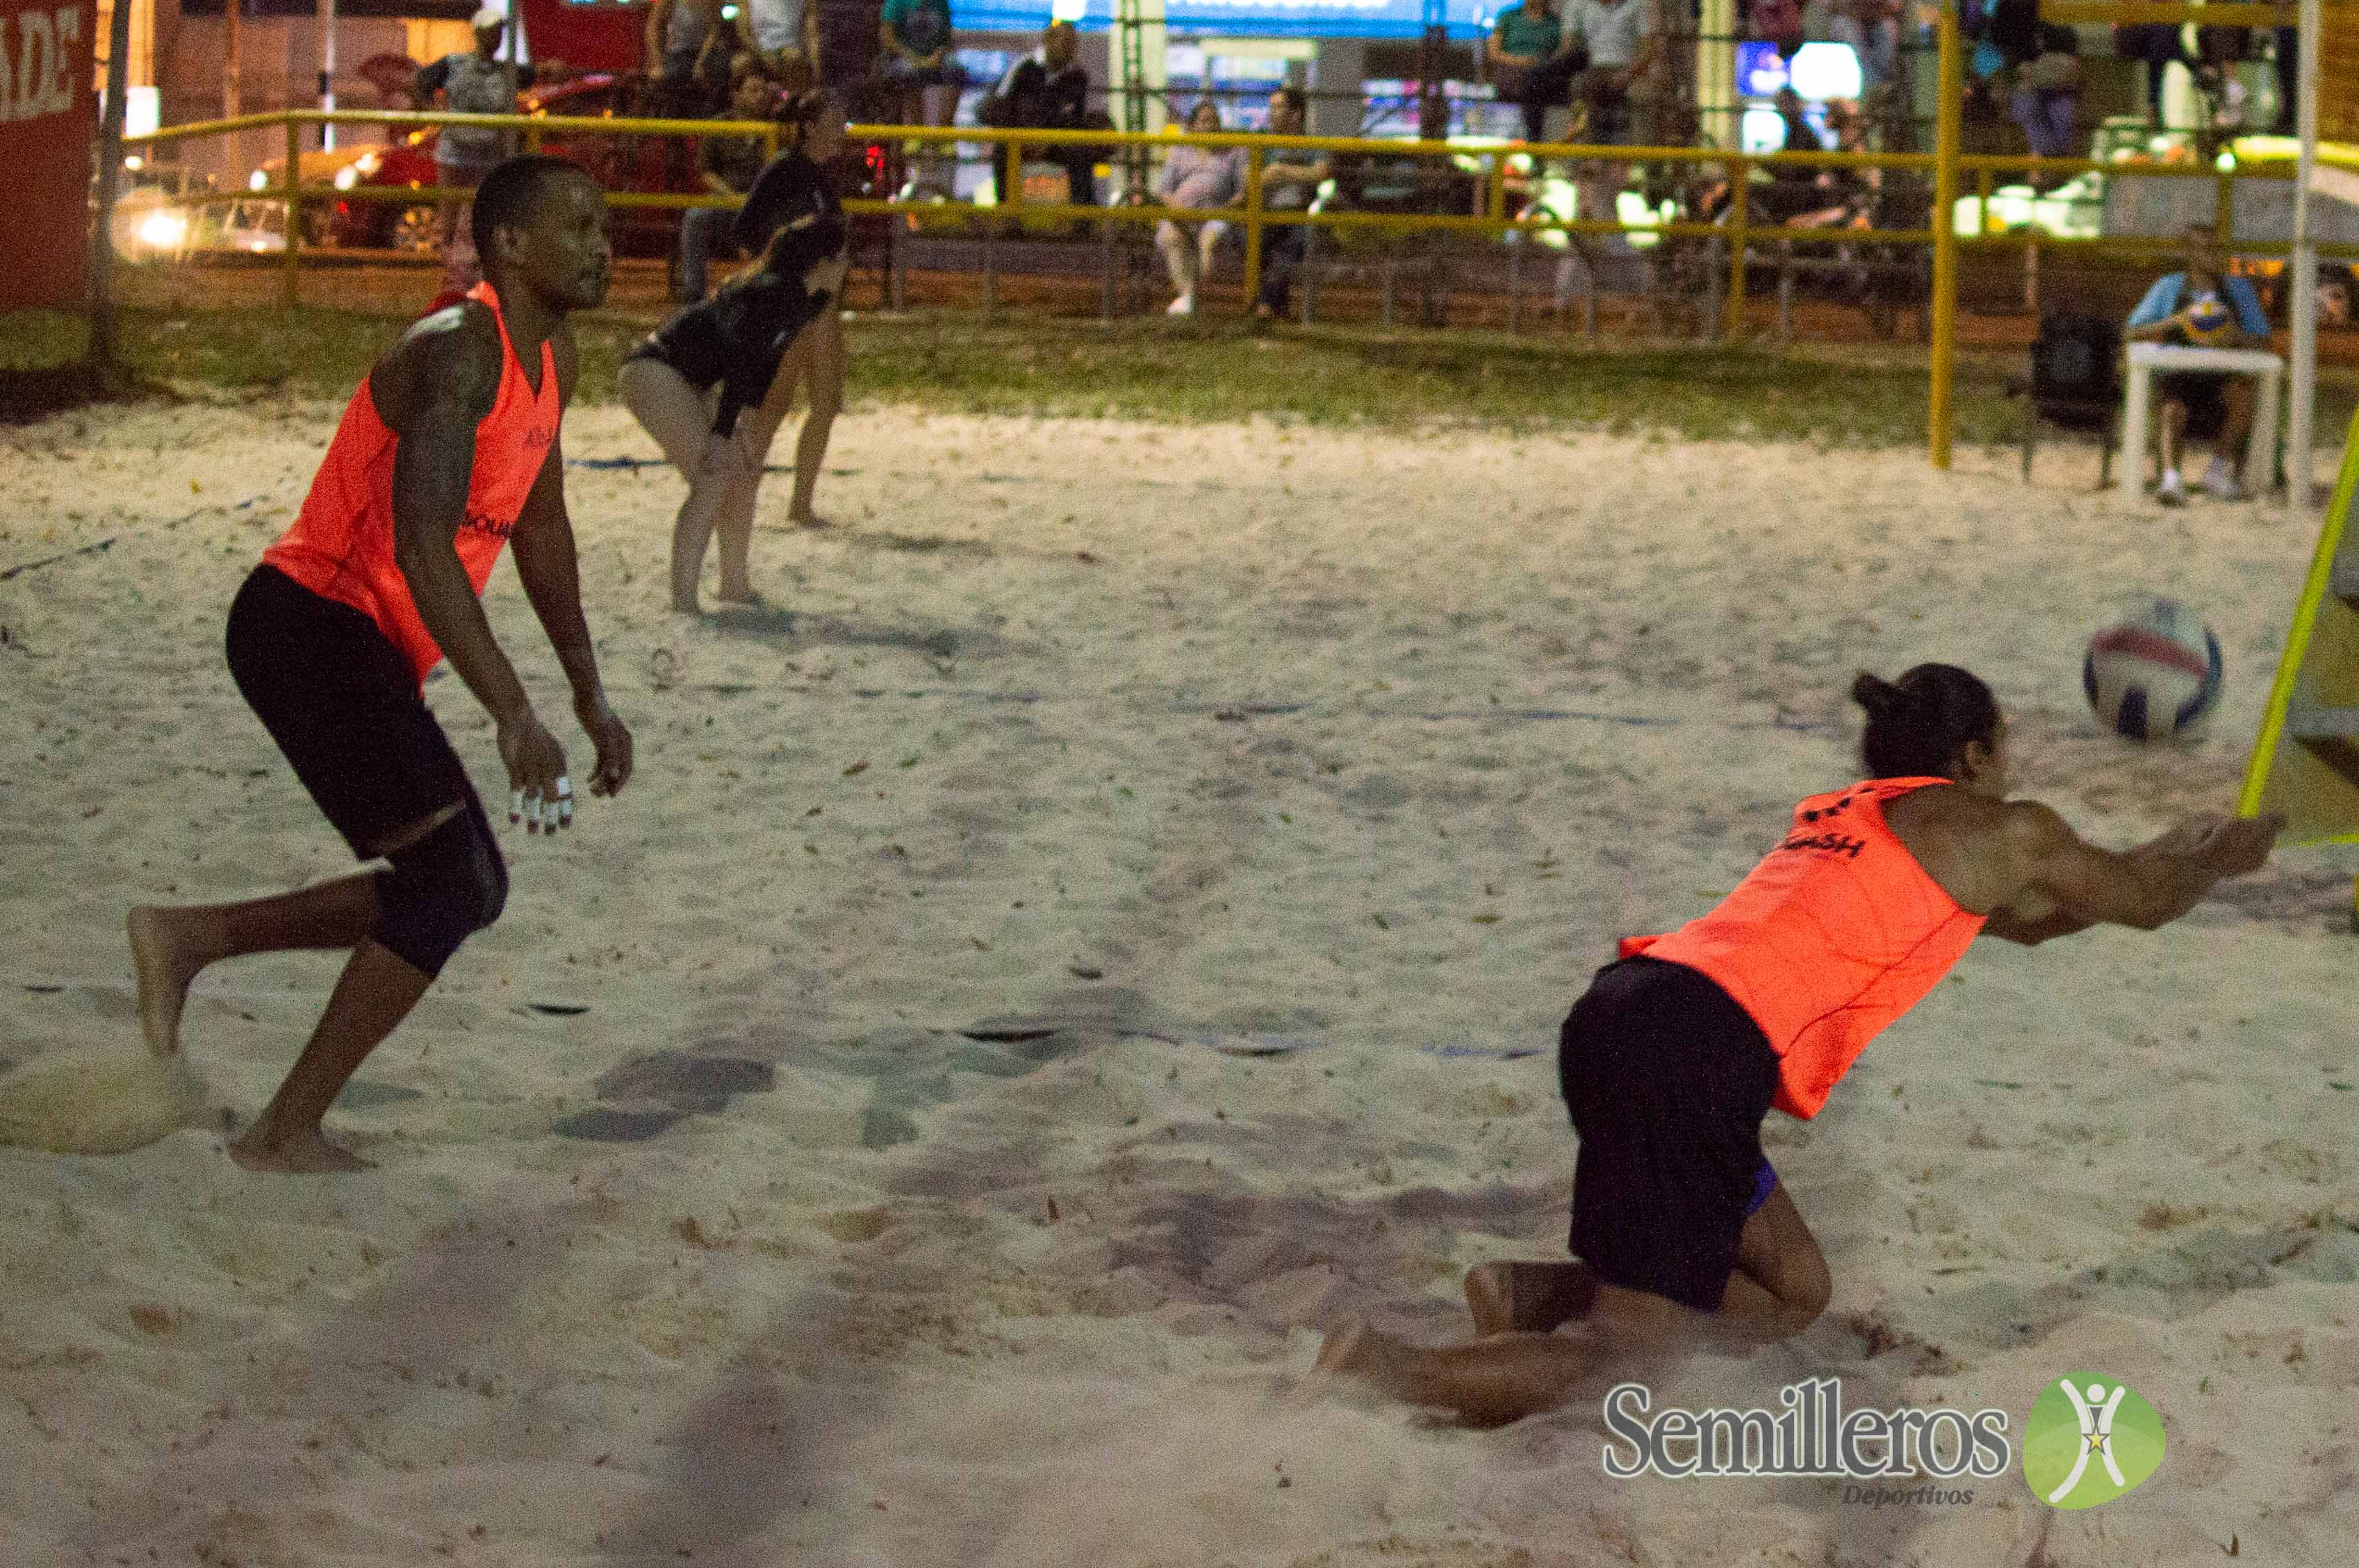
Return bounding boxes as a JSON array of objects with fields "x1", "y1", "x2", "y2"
[{"x1": 2082, "y1": 597, "x2": 2224, "y2": 741}]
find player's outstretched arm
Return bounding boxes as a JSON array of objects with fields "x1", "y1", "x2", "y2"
[
  {"x1": 1993, "y1": 802, "x2": 2283, "y2": 939},
  {"x1": 381, "y1": 306, "x2": 569, "y2": 828},
  {"x1": 510, "y1": 330, "x2": 633, "y2": 800}
]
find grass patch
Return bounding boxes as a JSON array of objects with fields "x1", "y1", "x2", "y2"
[
  {"x1": 0, "y1": 311, "x2": 91, "y2": 371},
  {"x1": 30, "y1": 300, "x2": 2345, "y2": 452},
  {"x1": 848, "y1": 314, "x2": 2026, "y2": 448}
]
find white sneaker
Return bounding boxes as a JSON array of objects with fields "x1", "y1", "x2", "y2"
[
  {"x1": 1167, "y1": 293, "x2": 1197, "y2": 317},
  {"x1": 2156, "y1": 472, "x2": 2190, "y2": 507},
  {"x1": 2200, "y1": 457, "x2": 2244, "y2": 501}
]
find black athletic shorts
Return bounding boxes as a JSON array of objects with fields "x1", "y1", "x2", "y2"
[
  {"x1": 2157, "y1": 370, "x2": 2233, "y2": 440},
  {"x1": 225, "y1": 564, "x2": 484, "y2": 857},
  {"x1": 1559, "y1": 956, "x2": 1782, "y2": 1312}
]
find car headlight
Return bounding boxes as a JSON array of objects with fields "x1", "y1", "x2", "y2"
[
  {"x1": 354, "y1": 151, "x2": 381, "y2": 176},
  {"x1": 334, "y1": 165, "x2": 359, "y2": 190},
  {"x1": 249, "y1": 169, "x2": 268, "y2": 191},
  {"x1": 136, "y1": 210, "x2": 188, "y2": 250}
]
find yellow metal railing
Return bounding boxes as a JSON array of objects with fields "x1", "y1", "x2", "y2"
[{"x1": 124, "y1": 106, "x2": 2359, "y2": 466}]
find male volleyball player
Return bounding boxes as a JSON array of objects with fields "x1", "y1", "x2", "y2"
[
  {"x1": 127, "y1": 156, "x2": 632, "y2": 1174},
  {"x1": 1317, "y1": 664, "x2": 2282, "y2": 1423}
]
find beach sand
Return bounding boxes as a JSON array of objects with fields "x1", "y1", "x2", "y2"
[{"x1": 4, "y1": 396, "x2": 2356, "y2": 1567}]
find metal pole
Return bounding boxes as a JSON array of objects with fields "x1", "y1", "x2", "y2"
[
  {"x1": 2287, "y1": 0, "x2": 2320, "y2": 515},
  {"x1": 318, "y1": 0, "x2": 337, "y2": 152},
  {"x1": 90, "y1": 0, "x2": 138, "y2": 367},
  {"x1": 225, "y1": 0, "x2": 242, "y2": 117},
  {"x1": 1929, "y1": 0, "x2": 1962, "y2": 470},
  {"x1": 283, "y1": 114, "x2": 302, "y2": 309}
]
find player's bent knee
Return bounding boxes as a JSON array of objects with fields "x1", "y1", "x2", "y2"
[
  {"x1": 371, "y1": 804, "x2": 508, "y2": 978},
  {"x1": 1780, "y1": 1252, "x2": 1834, "y2": 1329}
]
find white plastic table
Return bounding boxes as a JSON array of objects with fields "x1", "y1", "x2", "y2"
[{"x1": 2117, "y1": 342, "x2": 2282, "y2": 497}]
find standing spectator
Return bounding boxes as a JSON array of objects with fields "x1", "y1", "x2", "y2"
[
  {"x1": 676, "y1": 61, "x2": 779, "y2": 304},
  {"x1": 2274, "y1": 19, "x2": 2298, "y2": 135},
  {"x1": 980, "y1": 21, "x2": 1117, "y2": 209},
  {"x1": 1155, "y1": 101, "x2": 1246, "y2": 317},
  {"x1": 1253, "y1": 85, "x2": 1331, "y2": 322},
  {"x1": 1563, "y1": 0, "x2": 1661, "y2": 255},
  {"x1": 1822, "y1": 0, "x2": 1900, "y2": 92},
  {"x1": 880, "y1": 0, "x2": 964, "y2": 195},
  {"x1": 1488, "y1": 0, "x2": 1584, "y2": 146},
  {"x1": 2126, "y1": 226, "x2": 2272, "y2": 506},
  {"x1": 1749, "y1": 0, "x2": 1805, "y2": 58},
  {"x1": 2112, "y1": 19, "x2": 2189, "y2": 129},
  {"x1": 2009, "y1": 23, "x2": 2082, "y2": 168},
  {"x1": 413, "y1": 10, "x2": 554, "y2": 297},
  {"x1": 646, "y1": 0, "x2": 728, "y2": 113},
  {"x1": 737, "y1": 0, "x2": 817, "y2": 94}
]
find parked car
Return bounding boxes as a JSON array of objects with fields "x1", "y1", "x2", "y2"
[{"x1": 254, "y1": 73, "x2": 721, "y2": 256}]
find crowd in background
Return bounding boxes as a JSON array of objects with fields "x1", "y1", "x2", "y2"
[{"x1": 402, "y1": 1, "x2": 2315, "y2": 315}]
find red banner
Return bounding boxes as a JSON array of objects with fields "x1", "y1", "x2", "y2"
[{"x1": 0, "y1": 0, "x2": 97, "y2": 311}]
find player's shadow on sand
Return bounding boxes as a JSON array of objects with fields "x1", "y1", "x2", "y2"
[
  {"x1": 73, "y1": 1178, "x2": 832, "y2": 1558},
  {"x1": 550, "y1": 986, "x2": 1176, "y2": 1150},
  {"x1": 702, "y1": 600, "x2": 1014, "y2": 663}
]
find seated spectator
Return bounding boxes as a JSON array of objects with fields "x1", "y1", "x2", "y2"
[
  {"x1": 1253, "y1": 85, "x2": 1331, "y2": 322},
  {"x1": 737, "y1": 0, "x2": 816, "y2": 94},
  {"x1": 2009, "y1": 23, "x2": 2081, "y2": 170},
  {"x1": 2126, "y1": 226, "x2": 2273, "y2": 506},
  {"x1": 980, "y1": 21, "x2": 1117, "y2": 208},
  {"x1": 880, "y1": 0, "x2": 964, "y2": 195},
  {"x1": 1787, "y1": 97, "x2": 1876, "y2": 229},
  {"x1": 1155, "y1": 101, "x2": 1245, "y2": 317},
  {"x1": 677, "y1": 60, "x2": 780, "y2": 303},
  {"x1": 647, "y1": 0, "x2": 730, "y2": 113},
  {"x1": 1488, "y1": 0, "x2": 1584, "y2": 146}
]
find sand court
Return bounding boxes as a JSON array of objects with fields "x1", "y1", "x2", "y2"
[{"x1": 5, "y1": 400, "x2": 2358, "y2": 1564}]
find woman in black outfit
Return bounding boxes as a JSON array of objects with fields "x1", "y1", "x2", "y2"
[
  {"x1": 618, "y1": 90, "x2": 848, "y2": 612},
  {"x1": 734, "y1": 90, "x2": 852, "y2": 534}
]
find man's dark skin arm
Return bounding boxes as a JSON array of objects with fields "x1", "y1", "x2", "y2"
[
  {"x1": 377, "y1": 304, "x2": 573, "y2": 830},
  {"x1": 508, "y1": 327, "x2": 634, "y2": 802}
]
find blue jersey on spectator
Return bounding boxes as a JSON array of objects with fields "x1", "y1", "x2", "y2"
[{"x1": 2126, "y1": 272, "x2": 2269, "y2": 337}]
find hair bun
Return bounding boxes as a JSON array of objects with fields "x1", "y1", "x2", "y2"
[{"x1": 1850, "y1": 671, "x2": 1898, "y2": 718}]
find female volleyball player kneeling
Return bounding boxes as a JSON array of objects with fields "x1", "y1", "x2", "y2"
[
  {"x1": 618, "y1": 90, "x2": 848, "y2": 612},
  {"x1": 1317, "y1": 663, "x2": 2282, "y2": 1426}
]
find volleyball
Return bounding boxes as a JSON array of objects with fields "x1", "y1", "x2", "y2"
[
  {"x1": 2182, "y1": 295, "x2": 2237, "y2": 345},
  {"x1": 2082, "y1": 597, "x2": 2224, "y2": 741}
]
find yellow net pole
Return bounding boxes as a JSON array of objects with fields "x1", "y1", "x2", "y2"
[
  {"x1": 1243, "y1": 146, "x2": 1265, "y2": 309},
  {"x1": 1929, "y1": 1, "x2": 1962, "y2": 470}
]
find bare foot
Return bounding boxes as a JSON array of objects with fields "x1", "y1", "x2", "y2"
[
  {"x1": 715, "y1": 583, "x2": 762, "y2": 606},
  {"x1": 1314, "y1": 1315, "x2": 1418, "y2": 1402},
  {"x1": 229, "y1": 1125, "x2": 372, "y2": 1173},
  {"x1": 669, "y1": 596, "x2": 703, "y2": 616},
  {"x1": 1465, "y1": 1260, "x2": 1597, "y2": 1337},
  {"x1": 1465, "y1": 1261, "x2": 1517, "y2": 1337},
  {"x1": 128, "y1": 906, "x2": 202, "y2": 1058},
  {"x1": 787, "y1": 512, "x2": 830, "y2": 530}
]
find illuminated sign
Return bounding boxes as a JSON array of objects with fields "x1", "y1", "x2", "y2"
[{"x1": 955, "y1": 0, "x2": 1492, "y2": 39}]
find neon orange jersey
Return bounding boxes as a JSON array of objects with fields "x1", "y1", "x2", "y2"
[
  {"x1": 262, "y1": 281, "x2": 560, "y2": 686},
  {"x1": 1618, "y1": 778, "x2": 1984, "y2": 1120}
]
